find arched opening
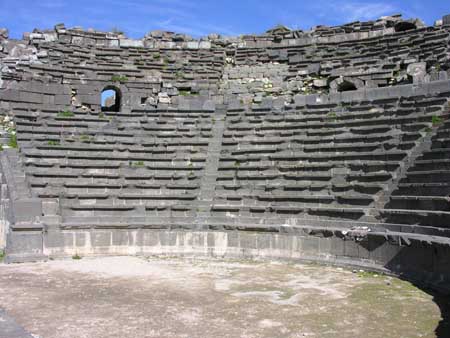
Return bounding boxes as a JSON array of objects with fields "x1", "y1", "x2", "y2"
[
  {"x1": 337, "y1": 80, "x2": 357, "y2": 92},
  {"x1": 101, "y1": 86, "x2": 121, "y2": 112},
  {"x1": 394, "y1": 21, "x2": 417, "y2": 32}
]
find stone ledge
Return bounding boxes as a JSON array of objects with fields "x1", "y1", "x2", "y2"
[{"x1": 37, "y1": 228, "x2": 450, "y2": 295}]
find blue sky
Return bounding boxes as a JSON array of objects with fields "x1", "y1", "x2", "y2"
[{"x1": 0, "y1": 0, "x2": 449, "y2": 39}]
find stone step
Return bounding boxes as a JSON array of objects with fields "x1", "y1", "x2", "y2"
[
  {"x1": 393, "y1": 183, "x2": 450, "y2": 196},
  {"x1": 379, "y1": 208, "x2": 450, "y2": 228},
  {"x1": 386, "y1": 195, "x2": 450, "y2": 211},
  {"x1": 400, "y1": 170, "x2": 450, "y2": 183},
  {"x1": 211, "y1": 204, "x2": 369, "y2": 221}
]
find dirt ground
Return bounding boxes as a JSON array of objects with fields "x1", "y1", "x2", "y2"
[{"x1": 0, "y1": 256, "x2": 446, "y2": 338}]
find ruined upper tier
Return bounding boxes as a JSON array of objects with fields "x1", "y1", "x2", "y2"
[{"x1": 0, "y1": 14, "x2": 449, "y2": 108}]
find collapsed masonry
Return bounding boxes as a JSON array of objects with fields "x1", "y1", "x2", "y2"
[{"x1": 1, "y1": 14, "x2": 450, "y2": 293}]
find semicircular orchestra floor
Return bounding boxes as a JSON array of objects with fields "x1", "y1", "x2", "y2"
[{"x1": 0, "y1": 256, "x2": 448, "y2": 338}]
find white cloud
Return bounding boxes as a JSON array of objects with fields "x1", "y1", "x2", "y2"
[
  {"x1": 329, "y1": 1, "x2": 397, "y2": 22},
  {"x1": 250, "y1": 0, "x2": 400, "y2": 33},
  {"x1": 155, "y1": 18, "x2": 238, "y2": 37}
]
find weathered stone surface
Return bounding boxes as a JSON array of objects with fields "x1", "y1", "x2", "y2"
[
  {"x1": 407, "y1": 62, "x2": 427, "y2": 83},
  {"x1": 329, "y1": 76, "x2": 364, "y2": 92},
  {"x1": 407, "y1": 62, "x2": 426, "y2": 76},
  {"x1": 157, "y1": 92, "x2": 171, "y2": 104},
  {"x1": 443, "y1": 14, "x2": 450, "y2": 25},
  {"x1": 0, "y1": 28, "x2": 8, "y2": 40},
  {"x1": 313, "y1": 79, "x2": 328, "y2": 88},
  {"x1": 119, "y1": 39, "x2": 144, "y2": 48}
]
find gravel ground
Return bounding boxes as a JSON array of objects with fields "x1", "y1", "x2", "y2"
[{"x1": 0, "y1": 256, "x2": 445, "y2": 338}]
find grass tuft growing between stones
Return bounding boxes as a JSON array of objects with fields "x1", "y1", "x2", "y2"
[
  {"x1": 327, "y1": 112, "x2": 338, "y2": 121},
  {"x1": 432, "y1": 115, "x2": 443, "y2": 126},
  {"x1": 58, "y1": 110, "x2": 74, "y2": 118},
  {"x1": 132, "y1": 161, "x2": 145, "y2": 167},
  {"x1": 47, "y1": 140, "x2": 60, "y2": 146},
  {"x1": 79, "y1": 134, "x2": 91, "y2": 142},
  {"x1": 8, "y1": 133, "x2": 17, "y2": 148},
  {"x1": 111, "y1": 75, "x2": 128, "y2": 83},
  {"x1": 72, "y1": 254, "x2": 82, "y2": 260}
]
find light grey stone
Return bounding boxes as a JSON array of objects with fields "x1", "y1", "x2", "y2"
[
  {"x1": 119, "y1": 39, "x2": 144, "y2": 48},
  {"x1": 407, "y1": 62, "x2": 427, "y2": 78}
]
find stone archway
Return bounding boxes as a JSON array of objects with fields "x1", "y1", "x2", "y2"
[
  {"x1": 101, "y1": 86, "x2": 122, "y2": 112},
  {"x1": 330, "y1": 77, "x2": 364, "y2": 93}
]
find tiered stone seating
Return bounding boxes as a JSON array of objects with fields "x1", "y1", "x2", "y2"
[
  {"x1": 235, "y1": 26, "x2": 450, "y2": 88},
  {"x1": 213, "y1": 94, "x2": 450, "y2": 227},
  {"x1": 384, "y1": 103, "x2": 450, "y2": 226},
  {"x1": 14, "y1": 107, "x2": 214, "y2": 228},
  {"x1": 21, "y1": 42, "x2": 225, "y2": 87}
]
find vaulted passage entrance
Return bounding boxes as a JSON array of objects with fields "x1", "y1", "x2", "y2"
[{"x1": 101, "y1": 86, "x2": 121, "y2": 112}]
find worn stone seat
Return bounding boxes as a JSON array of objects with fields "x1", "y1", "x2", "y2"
[
  {"x1": 393, "y1": 182, "x2": 450, "y2": 196},
  {"x1": 400, "y1": 170, "x2": 450, "y2": 183},
  {"x1": 387, "y1": 196, "x2": 450, "y2": 211},
  {"x1": 411, "y1": 159, "x2": 450, "y2": 171},
  {"x1": 380, "y1": 208, "x2": 450, "y2": 228}
]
